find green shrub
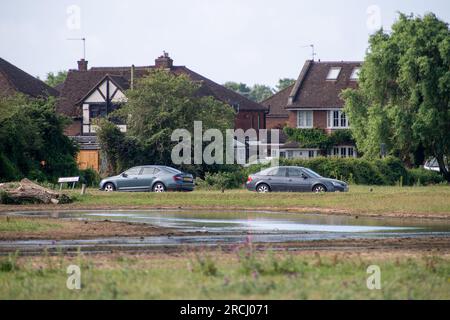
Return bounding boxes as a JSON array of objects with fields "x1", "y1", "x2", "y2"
[
  {"x1": 196, "y1": 170, "x2": 246, "y2": 190},
  {"x1": 407, "y1": 168, "x2": 444, "y2": 186},
  {"x1": 79, "y1": 168, "x2": 101, "y2": 187}
]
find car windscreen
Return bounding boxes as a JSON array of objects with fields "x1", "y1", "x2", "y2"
[{"x1": 303, "y1": 168, "x2": 322, "y2": 178}]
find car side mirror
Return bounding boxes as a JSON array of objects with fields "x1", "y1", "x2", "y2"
[
  {"x1": 302, "y1": 174, "x2": 308, "y2": 179},
  {"x1": 121, "y1": 173, "x2": 128, "y2": 178}
]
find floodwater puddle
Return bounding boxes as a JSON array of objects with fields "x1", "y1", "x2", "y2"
[{"x1": 1, "y1": 210, "x2": 449, "y2": 254}]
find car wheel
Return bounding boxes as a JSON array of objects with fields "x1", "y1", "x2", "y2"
[
  {"x1": 152, "y1": 182, "x2": 166, "y2": 193},
  {"x1": 103, "y1": 182, "x2": 115, "y2": 192},
  {"x1": 256, "y1": 183, "x2": 270, "y2": 193},
  {"x1": 312, "y1": 184, "x2": 327, "y2": 193}
]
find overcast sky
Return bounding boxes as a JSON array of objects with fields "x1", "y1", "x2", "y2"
[{"x1": 1, "y1": 0, "x2": 449, "y2": 87}]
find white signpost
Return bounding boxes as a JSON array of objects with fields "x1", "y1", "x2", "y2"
[{"x1": 58, "y1": 176, "x2": 80, "y2": 190}]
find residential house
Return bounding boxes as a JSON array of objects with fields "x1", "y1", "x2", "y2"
[
  {"x1": 0, "y1": 57, "x2": 59, "y2": 98},
  {"x1": 56, "y1": 53, "x2": 268, "y2": 171},
  {"x1": 262, "y1": 60, "x2": 362, "y2": 159}
]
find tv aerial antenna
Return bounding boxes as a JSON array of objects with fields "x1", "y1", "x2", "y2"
[
  {"x1": 301, "y1": 44, "x2": 317, "y2": 61},
  {"x1": 67, "y1": 37, "x2": 86, "y2": 59}
]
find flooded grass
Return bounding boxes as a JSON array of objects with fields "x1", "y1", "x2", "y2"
[
  {"x1": 0, "y1": 250, "x2": 448, "y2": 299},
  {"x1": 67, "y1": 185, "x2": 450, "y2": 216}
]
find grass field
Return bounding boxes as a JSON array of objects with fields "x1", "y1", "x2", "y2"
[
  {"x1": 0, "y1": 250, "x2": 448, "y2": 299},
  {"x1": 0, "y1": 216, "x2": 60, "y2": 232},
  {"x1": 65, "y1": 185, "x2": 450, "y2": 217}
]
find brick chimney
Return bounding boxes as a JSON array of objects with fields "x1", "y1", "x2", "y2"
[
  {"x1": 155, "y1": 51, "x2": 173, "y2": 69},
  {"x1": 77, "y1": 59, "x2": 88, "y2": 71}
]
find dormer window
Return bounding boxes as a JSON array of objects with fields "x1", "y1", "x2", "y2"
[
  {"x1": 350, "y1": 67, "x2": 361, "y2": 80},
  {"x1": 326, "y1": 67, "x2": 341, "y2": 80}
]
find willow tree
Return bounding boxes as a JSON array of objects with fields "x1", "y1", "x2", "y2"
[{"x1": 342, "y1": 13, "x2": 450, "y2": 181}]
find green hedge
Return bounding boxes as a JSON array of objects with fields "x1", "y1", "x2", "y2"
[
  {"x1": 406, "y1": 168, "x2": 444, "y2": 186},
  {"x1": 196, "y1": 157, "x2": 444, "y2": 189}
]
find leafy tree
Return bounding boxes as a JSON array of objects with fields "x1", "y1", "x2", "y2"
[
  {"x1": 249, "y1": 84, "x2": 274, "y2": 102},
  {"x1": 223, "y1": 81, "x2": 252, "y2": 99},
  {"x1": 276, "y1": 78, "x2": 295, "y2": 92},
  {"x1": 95, "y1": 119, "x2": 144, "y2": 175},
  {"x1": 0, "y1": 94, "x2": 78, "y2": 182},
  {"x1": 99, "y1": 69, "x2": 236, "y2": 175},
  {"x1": 224, "y1": 81, "x2": 274, "y2": 102},
  {"x1": 342, "y1": 13, "x2": 450, "y2": 181},
  {"x1": 45, "y1": 71, "x2": 68, "y2": 88}
]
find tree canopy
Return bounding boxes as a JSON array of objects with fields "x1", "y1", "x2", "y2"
[
  {"x1": 0, "y1": 95, "x2": 78, "y2": 182},
  {"x1": 224, "y1": 82, "x2": 274, "y2": 102},
  {"x1": 342, "y1": 13, "x2": 450, "y2": 181},
  {"x1": 276, "y1": 78, "x2": 295, "y2": 92},
  {"x1": 97, "y1": 69, "x2": 236, "y2": 175},
  {"x1": 45, "y1": 71, "x2": 68, "y2": 88}
]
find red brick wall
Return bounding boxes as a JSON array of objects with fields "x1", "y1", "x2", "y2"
[
  {"x1": 287, "y1": 110, "x2": 330, "y2": 131},
  {"x1": 234, "y1": 111, "x2": 266, "y2": 131},
  {"x1": 313, "y1": 110, "x2": 327, "y2": 129},
  {"x1": 288, "y1": 111, "x2": 297, "y2": 128},
  {"x1": 64, "y1": 119, "x2": 82, "y2": 136},
  {"x1": 266, "y1": 116, "x2": 288, "y2": 129}
]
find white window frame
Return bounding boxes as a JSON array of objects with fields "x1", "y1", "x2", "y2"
[
  {"x1": 350, "y1": 67, "x2": 360, "y2": 80},
  {"x1": 327, "y1": 67, "x2": 342, "y2": 80},
  {"x1": 329, "y1": 146, "x2": 357, "y2": 158},
  {"x1": 327, "y1": 110, "x2": 349, "y2": 128},
  {"x1": 297, "y1": 110, "x2": 313, "y2": 128}
]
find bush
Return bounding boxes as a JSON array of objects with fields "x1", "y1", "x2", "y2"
[
  {"x1": 196, "y1": 170, "x2": 247, "y2": 190},
  {"x1": 407, "y1": 168, "x2": 444, "y2": 186},
  {"x1": 79, "y1": 168, "x2": 101, "y2": 187}
]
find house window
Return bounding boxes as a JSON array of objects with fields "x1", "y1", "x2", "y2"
[
  {"x1": 89, "y1": 104, "x2": 107, "y2": 119},
  {"x1": 350, "y1": 68, "x2": 360, "y2": 80},
  {"x1": 297, "y1": 110, "x2": 313, "y2": 128},
  {"x1": 327, "y1": 67, "x2": 341, "y2": 80},
  {"x1": 330, "y1": 146, "x2": 356, "y2": 158},
  {"x1": 308, "y1": 150, "x2": 315, "y2": 158},
  {"x1": 287, "y1": 150, "x2": 293, "y2": 158},
  {"x1": 348, "y1": 147, "x2": 354, "y2": 157},
  {"x1": 328, "y1": 110, "x2": 349, "y2": 128}
]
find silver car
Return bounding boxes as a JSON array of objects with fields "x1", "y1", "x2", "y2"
[
  {"x1": 246, "y1": 166, "x2": 348, "y2": 193},
  {"x1": 99, "y1": 165, "x2": 194, "y2": 192}
]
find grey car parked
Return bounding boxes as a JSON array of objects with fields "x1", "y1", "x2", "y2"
[
  {"x1": 246, "y1": 166, "x2": 348, "y2": 193},
  {"x1": 99, "y1": 165, "x2": 194, "y2": 192}
]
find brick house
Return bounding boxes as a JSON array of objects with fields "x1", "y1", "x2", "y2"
[
  {"x1": 0, "y1": 57, "x2": 59, "y2": 98},
  {"x1": 56, "y1": 53, "x2": 268, "y2": 171},
  {"x1": 262, "y1": 60, "x2": 362, "y2": 159}
]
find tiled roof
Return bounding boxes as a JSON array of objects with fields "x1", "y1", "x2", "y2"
[
  {"x1": 287, "y1": 60, "x2": 362, "y2": 109},
  {"x1": 0, "y1": 57, "x2": 59, "y2": 98},
  {"x1": 57, "y1": 63, "x2": 267, "y2": 117},
  {"x1": 261, "y1": 84, "x2": 293, "y2": 118}
]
